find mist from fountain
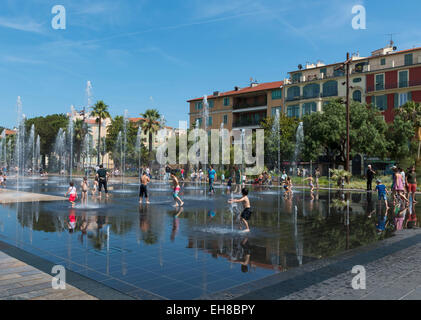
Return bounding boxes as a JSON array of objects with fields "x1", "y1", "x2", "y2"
[
  {"x1": 135, "y1": 127, "x2": 142, "y2": 178},
  {"x1": 293, "y1": 122, "x2": 304, "y2": 176},
  {"x1": 15, "y1": 97, "x2": 25, "y2": 190},
  {"x1": 68, "y1": 106, "x2": 75, "y2": 179},
  {"x1": 273, "y1": 109, "x2": 281, "y2": 184},
  {"x1": 0, "y1": 130, "x2": 6, "y2": 170}
]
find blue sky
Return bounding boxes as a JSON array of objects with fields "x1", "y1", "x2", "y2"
[{"x1": 0, "y1": 0, "x2": 420, "y2": 129}]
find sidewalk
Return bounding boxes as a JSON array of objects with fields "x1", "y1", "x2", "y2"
[
  {"x1": 205, "y1": 228, "x2": 421, "y2": 300},
  {"x1": 0, "y1": 251, "x2": 97, "y2": 300}
]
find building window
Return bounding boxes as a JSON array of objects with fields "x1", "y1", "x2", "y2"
[
  {"x1": 271, "y1": 107, "x2": 281, "y2": 117},
  {"x1": 404, "y1": 53, "x2": 413, "y2": 66},
  {"x1": 395, "y1": 92, "x2": 412, "y2": 108},
  {"x1": 322, "y1": 81, "x2": 338, "y2": 97},
  {"x1": 223, "y1": 97, "x2": 230, "y2": 106},
  {"x1": 333, "y1": 68, "x2": 345, "y2": 77},
  {"x1": 196, "y1": 118, "x2": 203, "y2": 127},
  {"x1": 292, "y1": 72, "x2": 302, "y2": 83},
  {"x1": 372, "y1": 95, "x2": 387, "y2": 111},
  {"x1": 208, "y1": 100, "x2": 214, "y2": 108},
  {"x1": 303, "y1": 83, "x2": 320, "y2": 99},
  {"x1": 375, "y1": 74, "x2": 384, "y2": 91},
  {"x1": 195, "y1": 102, "x2": 203, "y2": 110},
  {"x1": 352, "y1": 90, "x2": 362, "y2": 102},
  {"x1": 380, "y1": 58, "x2": 386, "y2": 66},
  {"x1": 223, "y1": 114, "x2": 228, "y2": 124},
  {"x1": 287, "y1": 105, "x2": 300, "y2": 118},
  {"x1": 353, "y1": 77, "x2": 362, "y2": 83},
  {"x1": 399, "y1": 70, "x2": 408, "y2": 88},
  {"x1": 287, "y1": 86, "x2": 300, "y2": 100},
  {"x1": 271, "y1": 89, "x2": 282, "y2": 100},
  {"x1": 302, "y1": 102, "x2": 317, "y2": 115},
  {"x1": 208, "y1": 116, "x2": 212, "y2": 126},
  {"x1": 320, "y1": 68, "x2": 327, "y2": 77}
]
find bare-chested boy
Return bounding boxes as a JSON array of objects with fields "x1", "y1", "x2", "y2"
[{"x1": 139, "y1": 171, "x2": 151, "y2": 204}]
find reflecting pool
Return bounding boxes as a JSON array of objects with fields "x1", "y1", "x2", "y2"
[{"x1": 0, "y1": 177, "x2": 416, "y2": 299}]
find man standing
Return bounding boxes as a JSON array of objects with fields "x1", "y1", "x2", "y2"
[
  {"x1": 366, "y1": 164, "x2": 376, "y2": 192},
  {"x1": 96, "y1": 164, "x2": 110, "y2": 198}
]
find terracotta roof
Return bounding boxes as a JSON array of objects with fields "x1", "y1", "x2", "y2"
[
  {"x1": 187, "y1": 80, "x2": 284, "y2": 102},
  {"x1": 5, "y1": 129, "x2": 16, "y2": 136}
]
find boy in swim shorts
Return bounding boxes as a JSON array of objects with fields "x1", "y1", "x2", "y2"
[{"x1": 228, "y1": 188, "x2": 252, "y2": 232}]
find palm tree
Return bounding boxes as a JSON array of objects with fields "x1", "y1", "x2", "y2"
[
  {"x1": 91, "y1": 101, "x2": 111, "y2": 165},
  {"x1": 139, "y1": 109, "x2": 161, "y2": 153}
]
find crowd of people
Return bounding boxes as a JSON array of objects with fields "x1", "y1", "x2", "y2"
[{"x1": 367, "y1": 164, "x2": 417, "y2": 206}]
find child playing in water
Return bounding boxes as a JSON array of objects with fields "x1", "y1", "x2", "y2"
[
  {"x1": 228, "y1": 188, "x2": 252, "y2": 233},
  {"x1": 92, "y1": 176, "x2": 99, "y2": 196},
  {"x1": 65, "y1": 181, "x2": 78, "y2": 208},
  {"x1": 283, "y1": 176, "x2": 292, "y2": 198},
  {"x1": 375, "y1": 179, "x2": 389, "y2": 209},
  {"x1": 304, "y1": 176, "x2": 315, "y2": 193},
  {"x1": 81, "y1": 177, "x2": 89, "y2": 204},
  {"x1": 170, "y1": 171, "x2": 184, "y2": 207}
]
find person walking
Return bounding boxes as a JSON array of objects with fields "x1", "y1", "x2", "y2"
[
  {"x1": 366, "y1": 165, "x2": 376, "y2": 192},
  {"x1": 96, "y1": 164, "x2": 110, "y2": 198},
  {"x1": 406, "y1": 166, "x2": 417, "y2": 204},
  {"x1": 208, "y1": 165, "x2": 217, "y2": 194}
]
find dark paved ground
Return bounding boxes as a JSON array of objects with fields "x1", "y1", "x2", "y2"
[{"x1": 204, "y1": 228, "x2": 421, "y2": 300}]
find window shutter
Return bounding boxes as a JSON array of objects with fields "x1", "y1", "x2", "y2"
[
  {"x1": 394, "y1": 93, "x2": 399, "y2": 108},
  {"x1": 408, "y1": 91, "x2": 412, "y2": 101}
]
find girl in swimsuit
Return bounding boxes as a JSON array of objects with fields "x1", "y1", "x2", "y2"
[
  {"x1": 170, "y1": 172, "x2": 184, "y2": 207},
  {"x1": 65, "y1": 182, "x2": 78, "y2": 208}
]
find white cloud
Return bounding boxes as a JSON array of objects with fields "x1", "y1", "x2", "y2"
[{"x1": 0, "y1": 16, "x2": 44, "y2": 33}]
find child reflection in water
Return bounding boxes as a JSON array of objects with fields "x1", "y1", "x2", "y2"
[
  {"x1": 229, "y1": 237, "x2": 252, "y2": 273},
  {"x1": 171, "y1": 207, "x2": 184, "y2": 242},
  {"x1": 67, "y1": 209, "x2": 77, "y2": 233}
]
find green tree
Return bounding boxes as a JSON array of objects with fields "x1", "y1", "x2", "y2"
[
  {"x1": 91, "y1": 101, "x2": 111, "y2": 165},
  {"x1": 386, "y1": 115, "x2": 416, "y2": 162},
  {"x1": 395, "y1": 101, "x2": 421, "y2": 127},
  {"x1": 25, "y1": 114, "x2": 68, "y2": 168},
  {"x1": 139, "y1": 109, "x2": 161, "y2": 154},
  {"x1": 302, "y1": 100, "x2": 388, "y2": 167},
  {"x1": 261, "y1": 114, "x2": 298, "y2": 169}
]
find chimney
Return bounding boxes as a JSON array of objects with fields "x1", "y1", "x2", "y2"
[
  {"x1": 234, "y1": 86, "x2": 239, "y2": 91},
  {"x1": 213, "y1": 91, "x2": 219, "y2": 96}
]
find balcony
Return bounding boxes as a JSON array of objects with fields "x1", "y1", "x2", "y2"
[
  {"x1": 286, "y1": 93, "x2": 323, "y2": 102},
  {"x1": 366, "y1": 79, "x2": 421, "y2": 93},
  {"x1": 232, "y1": 118, "x2": 263, "y2": 128}
]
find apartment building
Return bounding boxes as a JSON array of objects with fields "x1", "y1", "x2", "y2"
[
  {"x1": 365, "y1": 45, "x2": 421, "y2": 122},
  {"x1": 188, "y1": 80, "x2": 284, "y2": 131},
  {"x1": 284, "y1": 42, "x2": 421, "y2": 123},
  {"x1": 283, "y1": 56, "x2": 367, "y2": 118}
]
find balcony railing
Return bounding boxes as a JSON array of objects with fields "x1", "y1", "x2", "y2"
[
  {"x1": 366, "y1": 79, "x2": 421, "y2": 93},
  {"x1": 232, "y1": 118, "x2": 263, "y2": 128},
  {"x1": 232, "y1": 103, "x2": 267, "y2": 110}
]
